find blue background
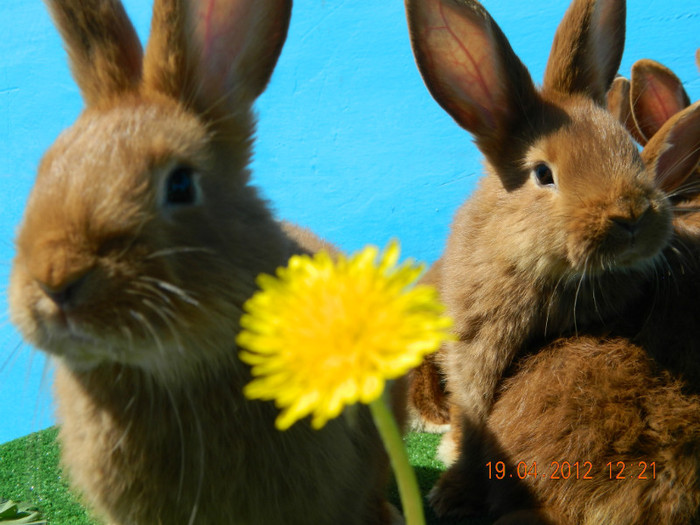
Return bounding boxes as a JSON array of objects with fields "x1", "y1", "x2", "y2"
[{"x1": 0, "y1": 1, "x2": 698, "y2": 444}]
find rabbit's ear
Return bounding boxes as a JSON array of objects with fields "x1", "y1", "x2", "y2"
[
  {"x1": 642, "y1": 101, "x2": 700, "y2": 194},
  {"x1": 405, "y1": 0, "x2": 538, "y2": 157},
  {"x1": 607, "y1": 76, "x2": 647, "y2": 145},
  {"x1": 543, "y1": 0, "x2": 625, "y2": 106},
  {"x1": 631, "y1": 59, "x2": 691, "y2": 144},
  {"x1": 46, "y1": 0, "x2": 143, "y2": 107},
  {"x1": 696, "y1": 48, "x2": 700, "y2": 73},
  {"x1": 142, "y1": 0, "x2": 291, "y2": 115},
  {"x1": 607, "y1": 76, "x2": 645, "y2": 143}
]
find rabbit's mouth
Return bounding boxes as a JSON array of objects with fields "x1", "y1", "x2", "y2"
[
  {"x1": 49, "y1": 311, "x2": 95, "y2": 345},
  {"x1": 10, "y1": 257, "x2": 243, "y2": 380},
  {"x1": 36, "y1": 294, "x2": 244, "y2": 382},
  {"x1": 568, "y1": 245, "x2": 665, "y2": 279},
  {"x1": 32, "y1": 310, "x2": 181, "y2": 374},
  {"x1": 22, "y1": 303, "x2": 126, "y2": 368},
  {"x1": 566, "y1": 206, "x2": 672, "y2": 276}
]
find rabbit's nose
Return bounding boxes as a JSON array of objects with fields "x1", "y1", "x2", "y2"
[
  {"x1": 611, "y1": 201, "x2": 652, "y2": 236},
  {"x1": 23, "y1": 233, "x2": 96, "y2": 309},
  {"x1": 37, "y1": 271, "x2": 90, "y2": 310},
  {"x1": 611, "y1": 216, "x2": 641, "y2": 235}
]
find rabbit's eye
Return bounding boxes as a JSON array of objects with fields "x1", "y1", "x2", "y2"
[
  {"x1": 165, "y1": 165, "x2": 198, "y2": 205},
  {"x1": 533, "y1": 163, "x2": 556, "y2": 188}
]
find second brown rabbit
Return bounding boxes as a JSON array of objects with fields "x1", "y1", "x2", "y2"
[
  {"x1": 482, "y1": 61, "x2": 700, "y2": 525},
  {"x1": 405, "y1": 0, "x2": 674, "y2": 516}
]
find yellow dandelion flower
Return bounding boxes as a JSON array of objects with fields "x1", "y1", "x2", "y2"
[{"x1": 237, "y1": 240, "x2": 453, "y2": 431}]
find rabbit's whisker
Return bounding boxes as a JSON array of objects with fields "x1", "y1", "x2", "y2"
[
  {"x1": 133, "y1": 280, "x2": 175, "y2": 308},
  {"x1": 146, "y1": 246, "x2": 216, "y2": 260},
  {"x1": 669, "y1": 236, "x2": 695, "y2": 271},
  {"x1": 658, "y1": 251, "x2": 673, "y2": 285},
  {"x1": 32, "y1": 356, "x2": 54, "y2": 434},
  {"x1": 140, "y1": 299, "x2": 186, "y2": 357},
  {"x1": 590, "y1": 270, "x2": 604, "y2": 324},
  {"x1": 544, "y1": 270, "x2": 568, "y2": 337},
  {"x1": 656, "y1": 251, "x2": 675, "y2": 316},
  {"x1": 164, "y1": 381, "x2": 189, "y2": 507},
  {"x1": 184, "y1": 388, "x2": 205, "y2": 525},
  {"x1": 109, "y1": 417, "x2": 134, "y2": 456},
  {"x1": 129, "y1": 309, "x2": 165, "y2": 360},
  {"x1": 659, "y1": 144, "x2": 700, "y2": 184},
  {"x1": 667, "y1": 179, "x2": 700, "y2": 200},
  {"x1": 1, "y1": 340, "x2": 26, "y2": 375},
  {"x1": 141, "y1": 276, "x2": 200, "y2": 306},
  {"x1": 119, "y1": 324, "x2": 136, "y2": 362},
  {"x1": 128, "y1": 287, "x2": 179, "y2": 322},
  {"x1": 572, "y1": 258, "x2": 589, "y2": 336}
]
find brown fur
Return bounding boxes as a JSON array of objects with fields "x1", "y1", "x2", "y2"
[
  {"x1": 9, "y1": 1, "x2": 394, "y2": 524},
  {"x1": 607, "y1": 76, "x2": 647, "y2": 145},
  {"x1": 405, "y1": 0, "x2": 673, "y2": 516},
  {"x1": 608, "y1": 57, "x2": 700, "y2": 201},
  {"x1": 542, "y1": 0, "x2": 625, "y2": 104},
  {"x1": 47, "y1": 0, "x2": 143, "y2": 106},
  {"x1": 407, "y1": 351, "x2": 450, "y2": 431},
  {"x1": 486, "y1": 337, "x2": 700, "y2": 525},
  {"x1": 406, "y1": 259, "x2": 451, "y2": 432},
  {"x1": 481, "y1": 63, "x2": 700, "y2": 524}
]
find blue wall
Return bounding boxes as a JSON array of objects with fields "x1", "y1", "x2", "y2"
[{"x1": 0, "y1": 1, "x2": 698, "y2": 444}]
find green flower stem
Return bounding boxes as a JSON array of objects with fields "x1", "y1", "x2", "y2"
[{"x1": 369, "y1": 392, "x2": 425, "y2": 525}]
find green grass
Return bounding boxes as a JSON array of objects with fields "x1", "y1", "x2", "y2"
[
  {"x1": 0, "y1": 428, "x2": 492, "y2": 524},
  {"x1": 0, "y1": 429, "x2": 96, "y2": 525}
]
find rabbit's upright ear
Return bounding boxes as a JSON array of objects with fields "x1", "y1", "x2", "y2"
[
  {"x1": 543, "y1": 0, "x2": 625, "y2": 105},
  {"x1": 631, "y1": 59, "x2": 691, "y2": 144},
  {"x1": 606, "y1": 76, "x2": 630, "y2": 123},
  {"x1": 607, "y1": 76, "x2": 647, "y2": 145},
  {"x1": 405, "y1": 0, "x2": 538, "y2": 158},
  {"x1": 143, "y1": 0, "x2": 291, "y2": 116},
  {"x1": 46, "y1": 0, "x2": 143, "y2": 107},
  {"x1": 642, "y1": 102, "x2": 700, "y2": 194}
]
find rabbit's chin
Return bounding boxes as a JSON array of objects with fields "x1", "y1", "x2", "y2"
[
  {"x1": 565, "y1": 226, "x2": 670, "y2": 278},
  {"x1": 572, "y1": 250, "x2": 663, "y2": 279}
]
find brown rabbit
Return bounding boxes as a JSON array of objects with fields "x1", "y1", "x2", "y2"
[
  {"x1": 406, "y1": 58, "x2": 700, "y2": 436},
  {"x1": 610, "y1": 58, "x2": 700, "y2": 205},
  {"x1": 8, "y1": 1, "x2": 395, "y2": 524},
  {"x1": 405, "y1": 0, "x2": 673, "y2": 516},
  {"x1": 482, "y1": 68, "x2": 700, "y2": 525},
  {"x1": 615, "y1": 59, "x2": 700, "y2": 381}
]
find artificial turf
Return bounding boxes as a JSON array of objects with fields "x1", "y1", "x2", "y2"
[{"x1": 0, "y1": 428, "x2": 493, "y2": 524}]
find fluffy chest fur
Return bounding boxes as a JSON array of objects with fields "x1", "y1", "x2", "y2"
[{"x1": 54, "y1": 359, "x2": 387, "y2": 525}]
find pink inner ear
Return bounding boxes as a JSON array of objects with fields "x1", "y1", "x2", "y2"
[
  {"x1": 635, "y1": 71, "x2": 689, "y2": 139},
  {"x1": 643, "y1": 71, "x2": 686, "y2": 122},
  {"x1": 197, "y1": 0, "x2": 250, "y2": 87},
  {"x1": 416, "y1": 0, "x2": 505, "y2": 132},
  {"x1": 653, "y1": 104, "x2": 700, "y2": 192}
]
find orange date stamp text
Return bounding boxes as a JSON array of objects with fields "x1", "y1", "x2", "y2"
[{"x1": 486, "y1": 460, "x2": 657, "y2": 481}]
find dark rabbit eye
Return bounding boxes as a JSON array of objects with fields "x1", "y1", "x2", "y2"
[
  {"x1": 533, "y1": 163, "x2": 556, "y2": 188},
  {"x1": 165, "y1": 165, "x2": 198, "y2": 205}
]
